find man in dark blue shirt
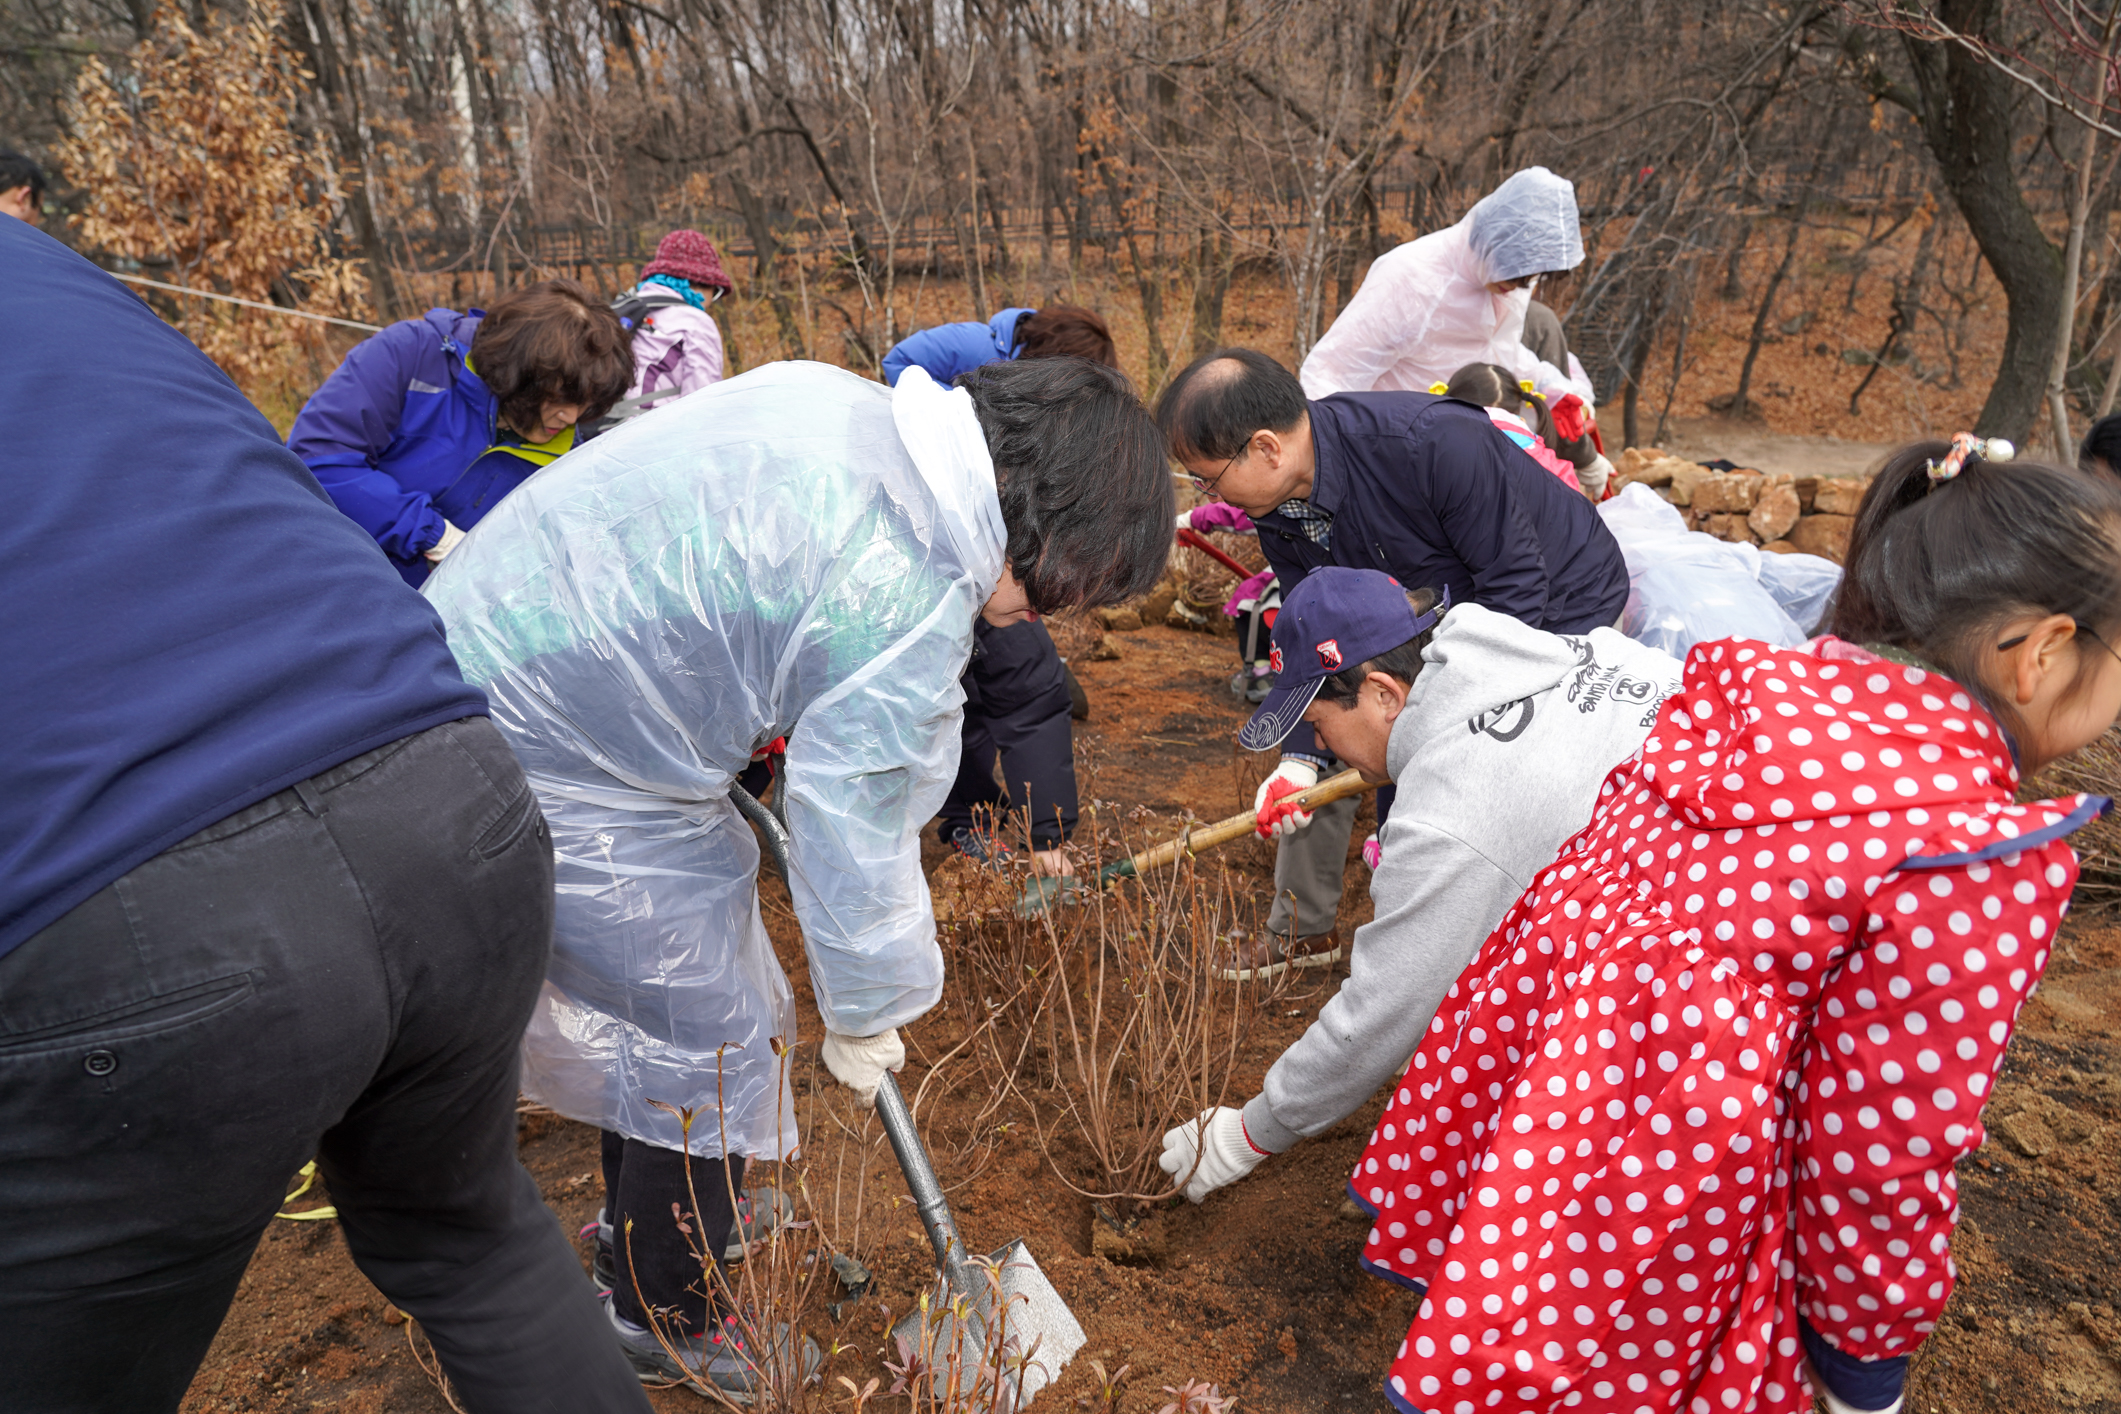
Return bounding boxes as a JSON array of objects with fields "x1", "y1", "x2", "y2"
[
  {"x1": 0, "y1": 219, "x2": 647, "y2": 1412},
  {"x1": 1156, "y1": 348, "x2": 1628, "y2": 976}
]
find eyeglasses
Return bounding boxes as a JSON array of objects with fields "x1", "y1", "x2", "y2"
[
  {"x1": 1997, "y1": 627, "x2": 2121, "y2": 667},
  {"x1": 1192, "y1": 439, "x2": 1249, "y2": 496}
]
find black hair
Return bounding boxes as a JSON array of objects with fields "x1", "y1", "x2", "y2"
[
  {"x1": 958, "y1": 356, "x2": 1175, "y2": 614},
  {"x1": 1154, "y1": 347, "x2": 1307, "y2": 462},
  {"x1": 0, "y1": 149, "x2": 47, "y2": 205},
  {"x1": 1444, "y1": 361, "x2": 1559, "y2": 444},
  {"x1": 1830, "y1": 442, "x2": 2121, "y2": 740},
  {"x1": 2081, "y1": 413, "x2": 2121, "y2": 477},
  {"x1": 1312, "y1": 587, "x2": 1446, "y2": 708}
]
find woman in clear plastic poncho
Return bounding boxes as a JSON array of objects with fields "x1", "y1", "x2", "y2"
[
  {"x1": 1299, "y1": 166, "x2": 1593, "y2": 405},
  {"x1": 421, "y1": 357, "x2": 1170, "y2": 1384}
]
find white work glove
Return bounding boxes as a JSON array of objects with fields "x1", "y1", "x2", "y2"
[
  {"x1": 1578, "y1": 452, "x2": 1614, "y2": 501},
  {"x1": 821, "y1": 1028, "x2": 905, "y2": 1109},
  {"x1": 1158, "y1": 1107, "x2": 1271, "y2": 1203},
  {"x1": 423, "y1": 519, "x2": 467, "y2": 563},
  {"x1": 1252, "y1": 759, "x2": 1320, "y2": 838},
  {"x1": 1175, "y1": 508, "x2": 1196, "y2": 531}
]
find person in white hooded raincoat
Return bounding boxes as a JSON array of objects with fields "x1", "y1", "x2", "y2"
[
  {"x1": 1299, "y1": 167, "x2": 1611, "y2": 492},
  {"x1": 421, "y1": 356, "x2": 1171, "y2": 1395}
]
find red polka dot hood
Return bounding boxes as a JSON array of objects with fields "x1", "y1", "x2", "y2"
[
  {"x1": 1641, "y1": 638, "x2": 2025, "y2": 855},
  {"x1": 1348, "y1": 635, "x2": 2106, "y2": 1414}
]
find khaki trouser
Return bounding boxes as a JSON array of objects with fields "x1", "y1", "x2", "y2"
[{"x1": 1263, "y1": 792, "x2": 1362, "y2": 939}]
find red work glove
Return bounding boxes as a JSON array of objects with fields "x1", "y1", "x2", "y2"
[
  {"x1": 1550, "y1": 392, "x2": 1588, "y2": 443},
  {"x1": 1253, "y1": 761, "x2": 1320, "y2": 838}
]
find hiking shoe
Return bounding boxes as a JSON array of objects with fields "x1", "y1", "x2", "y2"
[
  {"x1": 604, "y1": 1295, "x2": 821, "y2": 1402},
  {"x1": 1216, "y1": 928, "x2": 1342, "y2": 982},
  {"x1": 582, "y1": 1210, "x2": 617, "y2": 1293}
]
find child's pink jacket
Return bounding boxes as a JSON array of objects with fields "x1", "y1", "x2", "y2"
[{"x1": 1351, "y1": 637, "x2": 2104, "y2": 1413}]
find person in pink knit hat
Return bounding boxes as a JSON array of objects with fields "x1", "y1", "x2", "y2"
[{"x1": 611, "y1": 230, "x2": 732, "y2": 419}]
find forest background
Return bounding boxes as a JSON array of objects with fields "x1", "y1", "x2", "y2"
[{"x1": 9, "y1": 0, "x2": 2121, "y2": 455}]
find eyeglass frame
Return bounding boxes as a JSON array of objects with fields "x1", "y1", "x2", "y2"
[{"x1": 1191, "y1": 436, "x2": 1253, "y2": 497}]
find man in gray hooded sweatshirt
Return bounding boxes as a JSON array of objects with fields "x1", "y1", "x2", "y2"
[{"x1": 1159, "y1": 566, "x2": 1682, "y2": 1198}]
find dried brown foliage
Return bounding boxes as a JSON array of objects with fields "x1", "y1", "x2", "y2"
[{"x1": 59, "y1": 5, "x2": 366, "y2": 404}]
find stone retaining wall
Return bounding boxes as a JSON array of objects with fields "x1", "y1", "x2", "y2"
[{"x1": 1611, "y1": 447, "x2": 1870, "y2": 563}]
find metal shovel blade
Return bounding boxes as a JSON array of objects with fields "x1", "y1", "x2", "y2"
[{"x1": 887, "y1": 1238, "x2": 1086, "y2": 1409}]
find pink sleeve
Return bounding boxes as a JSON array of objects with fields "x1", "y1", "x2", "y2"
[
  {"x1": 669, "y1": 306, "x2": 724, "y2": 392},
  {"x1": 1790, "y1": 830, "x2": 2078, "y2": 1362},
  {"x1": 1186, "y1": 501, "x2": 1255, "y2": 534}
]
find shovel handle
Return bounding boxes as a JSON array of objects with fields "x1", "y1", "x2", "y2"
[
  {"x1": 732, "y1": 782, "x2": 984, "y2": 1308},
  {"x1": 1101, "y1": 767, "x2": 1376, "y2": 882},
  {"x1": 875, "y1": 1071, "x2": 982, "y2": 1307}
]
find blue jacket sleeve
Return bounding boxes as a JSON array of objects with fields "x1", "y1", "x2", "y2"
[
  {"x1": 880, "y1": 322, "x2": 995, "y2": 387},
  {"x1": 1425, "y1": 418, "x2": 1554, "y2": 627},
  {"x1": 287, "y1": 321, "x2": 446, "y2": 559}
]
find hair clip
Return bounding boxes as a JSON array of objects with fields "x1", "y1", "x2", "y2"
[
  {"x1": 1518, "y1": 379, "x2": 1537, "y2": 395},
  {"x1": 1927, "y1": 432, "x2": 2016, "y2": 482},
  {"x1": 1428, "y1": 382, "x2": 1449, "y2": 395}
]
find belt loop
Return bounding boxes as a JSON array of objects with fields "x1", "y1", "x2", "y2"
[{"x1": 292, "y1": 779, "x2": 328, "y2": 817}]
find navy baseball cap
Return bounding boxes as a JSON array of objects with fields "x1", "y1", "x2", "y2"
[{"x1": 1238, "y1": 568, "x2": 1449, "y2": 751}]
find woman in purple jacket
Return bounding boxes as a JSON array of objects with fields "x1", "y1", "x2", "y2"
[{"x1": 289, "y1": 279, "x2": 633, "y2": 586}]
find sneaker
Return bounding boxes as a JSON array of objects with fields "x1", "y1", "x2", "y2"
[
  {"x1": 1361, "y1": 833, "x2": 1381, "y2": 871},
  {"x1": 1215, "y1": 928, "x2": 1342, "y2": 982},
  {"x1": 603, "y1": 1295, "x2": 821, "y2": 1402},
  {"x1": 583, "y1": 1210, "x2": 617, "y2": 1293},
  {"x1": 1228, "y1": 664, "x2": 1275, "y2": 704},
  {"x1": 948, "y1": 825, "x2": 1013, "y2": 866},
  {"x1": 724, "y1": 1186, "x2": 795, "y2": 1262}
]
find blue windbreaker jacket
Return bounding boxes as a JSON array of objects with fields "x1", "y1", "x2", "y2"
[
  {"x1": 287, "y1": 309, "x2": 571, "y2": 586},
  {"x1": 880, "y1": 307, "x2": 1036, "y2": 386}
]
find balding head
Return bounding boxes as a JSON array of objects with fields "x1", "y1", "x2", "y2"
[{"x1": 1155, "y1": 348, "x2": 1308, "y2": 463}]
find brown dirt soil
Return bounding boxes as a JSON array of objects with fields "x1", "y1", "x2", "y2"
[{"x1": 179, "y1": 622, "x2": 2119, "y2": 1414}]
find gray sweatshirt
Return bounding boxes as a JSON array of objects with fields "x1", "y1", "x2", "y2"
[{"x1": 1241, "y1": 604, "x2": 1683, "y2": 1152}]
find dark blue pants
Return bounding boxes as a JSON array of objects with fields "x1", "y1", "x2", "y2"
[
  {"x1": 939, "y1": 619, "x2": 1079, "y2": 850},
  {"x1": 0, "y1": 718, "x2": 649, "y2": 1414}
]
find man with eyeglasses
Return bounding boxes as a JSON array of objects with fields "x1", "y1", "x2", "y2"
[{"x1": 1155, "y1": 348, "x2": 1628, "y2": 980}]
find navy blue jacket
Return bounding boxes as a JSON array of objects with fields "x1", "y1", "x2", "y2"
[
  {"x1": 938, "y1": 619, "x2": 1078, "y2": 848},
  {"x1": 881, "y1": 307, "x2": 1036, "y2": 386},
  {"x1": 1256, "y1": 392, "x2": 1628, "y2": 762},
  {"x1": 0, "y1": 221, "x2": 487, "y2": 958},
  {"x1": 287, "y1": 309, "x2": 570, "y2": 586}
]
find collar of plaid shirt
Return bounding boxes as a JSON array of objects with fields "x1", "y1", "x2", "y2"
[{"x1": 1273, "y1": 497, "x2": 1334, "y2": 547}]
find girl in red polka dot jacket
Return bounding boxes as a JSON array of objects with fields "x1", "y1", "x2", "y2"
[{"x1": 1351, "y1": 436, "x2": 2121, "y2": 1414}]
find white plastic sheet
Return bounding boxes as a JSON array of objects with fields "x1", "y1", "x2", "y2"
[
  {"x1": 423, "y1": 363, "x2": 1005, "y2": 1157},
  {"x1": 1598, "y1": 483, "x2": 1843, "y2": 658},
  {"x1": 1300, "y1": 167, "x2": 1591, "y2": 404}
]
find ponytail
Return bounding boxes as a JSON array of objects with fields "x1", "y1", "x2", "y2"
[
  {"x1": 1442, "y1": 362, "x2": 1560, "y2": 445},
  {"x1": 1829, "y1": 439, "x2": 2121, "y2": 740}
]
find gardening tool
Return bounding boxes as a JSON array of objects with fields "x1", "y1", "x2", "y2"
[
  {"x1": 1014, "y1": 767, "x2": 1377, "y2": 915},
  {"x1": 730, "y1": 782, "x2": 1087, "y2": 1407},
  {"x1": 1175, "y1": 526, "x2": 1255, "y2": 580}
]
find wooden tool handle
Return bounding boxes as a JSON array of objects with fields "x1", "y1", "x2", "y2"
[{"x1": 1106, "y1": 768, "x2": 1375, "y2": 880}]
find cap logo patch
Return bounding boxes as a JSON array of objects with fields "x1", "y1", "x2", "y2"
[
  {"x1": 1268, "y1": 645, "x2": 1284, "y2": 674},
  {"x1": 1318, "y1": 639, "x2": 1342, "y2": 670}
]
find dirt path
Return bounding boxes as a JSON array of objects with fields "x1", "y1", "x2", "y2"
[
  {"x1": 176, "y1": 622, "x2": 2119, "y2": 1414},
  {"x1": 1651, "y1": 414, "x2": 1898, "y2": 481}
]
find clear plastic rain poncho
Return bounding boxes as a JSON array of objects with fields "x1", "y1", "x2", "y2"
[
  {"x1": 1598, "y1": 482, "x2": 1844, "y2": 658},
  {"x1": 422, "y1": 363, "x2": 1004, "y2": 1158},
  {"x1": 1300, "y1": 167, "x2": 1592, "y2": 404}
]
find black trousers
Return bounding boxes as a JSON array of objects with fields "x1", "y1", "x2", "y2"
[
  {"x1": 600, "y1": 1131, "x2": 743, "y2": 1331},
  {"x1": 0, "y1": 717, "x2": 649, "y2": 1414},
  {"x1": 938, "y1": 618, "x2": 1079, "y2": 849}
]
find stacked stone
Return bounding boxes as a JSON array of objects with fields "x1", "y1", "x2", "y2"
[{"x1": 1608, "y1": 448, "x2": 1871, "y2": 563}]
